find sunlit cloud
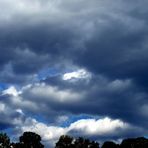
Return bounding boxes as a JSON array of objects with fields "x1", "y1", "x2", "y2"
[{"x1": 63, "y1": 69, "x2": 91, "y2": 81}]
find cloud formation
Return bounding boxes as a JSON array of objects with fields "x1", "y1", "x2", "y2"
[
  {"x1": 0, "y1": 0, "x2": 148, "y2": 147},
  {"x1": 19, "y1": 117, "x2": 135, "y2": 147}
]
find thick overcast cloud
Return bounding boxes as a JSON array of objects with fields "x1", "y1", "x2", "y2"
[{"x1": 0, "y1": 0, "x2": 148, "y2": 147}]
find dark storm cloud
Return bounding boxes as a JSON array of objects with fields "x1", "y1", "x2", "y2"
[
  {"x1": 0, "y1": 21, "x2": 81, "y2": 85},
  {"x1": 76, "y1": 22, "x2": 148, "y2": 88},
  {"x1": 0, "y1": 0, "x2": 148, "y2": 145},
  {"x1": 19, "y1": 74, "x2": 147, "y2": 129},
  {"x1": 0, "y1": 0, "x2": 148, "y2": 86},
  {"x1": 0, "y1": 23, "x2": 77, "y2": 70}
]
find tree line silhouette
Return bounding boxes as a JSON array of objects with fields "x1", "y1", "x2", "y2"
[{"x1": 0, "y1": 131, "x2": 148, "y2": 148}]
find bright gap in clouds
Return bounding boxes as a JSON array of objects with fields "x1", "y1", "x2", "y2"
[
  {"x1": 62, "y1": 69, "x2": 91, "y2": 81},
  {"x1": 2, "y1": 86, "x2": 21, "y2": 97}
]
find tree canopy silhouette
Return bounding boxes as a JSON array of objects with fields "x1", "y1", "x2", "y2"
[
  {"x1": 55, "y1": 135, "x2": 74, "y2": 148},
  {"x1": 19, "y1": 132, "x2": 44, "y2": 148},
  {"x1": 55, "y1": 135, "x2": 148, "y2": 148},
  {"x1": 0, "y1": 133, "x2": 10, "y2": 148},
  {"x1": 55, "y1": 135, "x2": 100, "y2": 148},
  {"x1": 120, "y1": 137, "x2": 148, "y2": 148},
  {"x1": 102, "y1": 141, "x2": 119, "y2": 148},
  {"x1": 0, "y1": 131, "x2": 148, "y2": 148},
  {"x1": 12, "y1": 132, "x2": 44, "y2": 148}
]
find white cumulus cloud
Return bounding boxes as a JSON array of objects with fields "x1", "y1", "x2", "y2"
[
  {"x1": 2, "y1": 86, "x2": 20, "y2": 97},
  {"x1": 68, "y1": 117, "x2": 129, "y2": 135},
  {"x1": 63, "y1": 69, "x2": 91, "y2": 81},
  {"x1": 19, "y1": 117, "x2": 131, "y2": 147}
]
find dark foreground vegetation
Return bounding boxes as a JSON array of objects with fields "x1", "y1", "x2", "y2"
[{"x1": 0, "y1": 132, "x2": 148, "y2": 148}]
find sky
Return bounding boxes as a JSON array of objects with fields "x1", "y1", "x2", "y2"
[{"x1": 0, "y1": 0, "x2": 148, "y2": 147}]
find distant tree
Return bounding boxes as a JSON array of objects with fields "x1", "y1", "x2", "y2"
[
  {"x1": 102, "y1": 141, "x2": 119, "y2": 148},
  {"x1": 74, "y1": 137, "x2": 89, "y2": 148},
  {"x1": 55, "y1": 135, "x2": 74, "y2": 148},
  {"x1": 19, "y1": 132, "x2": 44, "y2": 148},
  {"x1": 74, "y1": 137, "x2": 99, "y2": 148},
  {"x1": 120, "y1": 138, "x2": 136, "y2": 148},
  {"x1": 89, "y1": 141, "x2": 100, "y2": 148},
  {"x1": 11, "y1": 142, "x2": 24, "y2": 148},
  {"x1": 120, "y1": 137, "x2": 148, "y2": 148},
  {"x1": 55, "y1": 135, "x2": 100, "y2": 148},
  {"x1": 2, "y1": 131, "x2": 148, "y2": 148},
  {"x1": 0, "y1": 133, "x2": 10, "y2": 148},
  {"x1": 135, "y1": 137, "x2": 148, "y2": 148}
]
